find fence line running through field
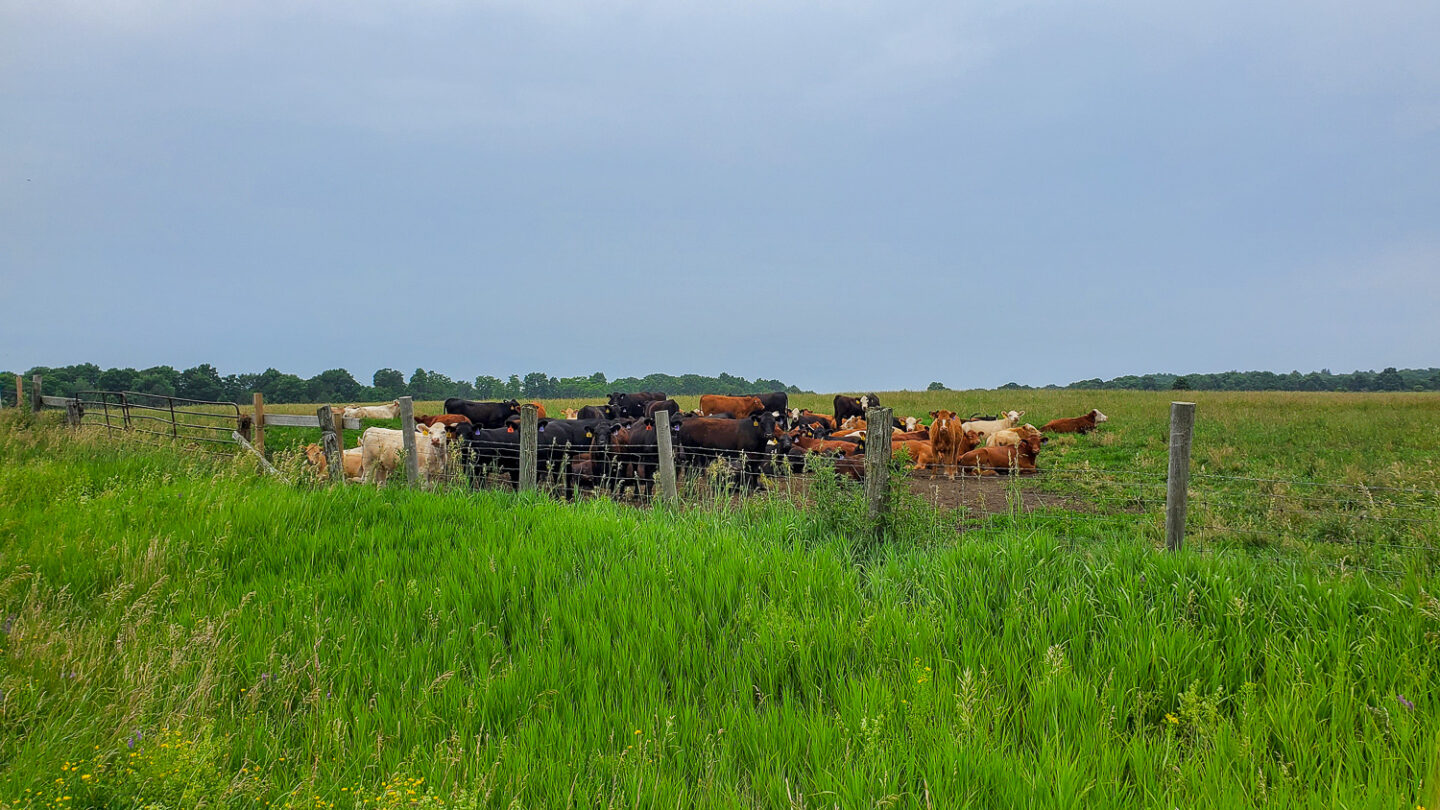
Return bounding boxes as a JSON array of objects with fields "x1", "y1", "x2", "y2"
[{"x1": 15, "y1": 380, "x2": 1440, "y2": 578}]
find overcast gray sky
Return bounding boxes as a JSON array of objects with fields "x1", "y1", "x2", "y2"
[{"x1": 3, "y1": 1, "x2": 1437, "y2": 390}]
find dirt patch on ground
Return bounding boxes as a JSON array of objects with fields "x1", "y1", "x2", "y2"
[{"x1": 905, "y1": 473, "x2": 1098, "y2": 518}]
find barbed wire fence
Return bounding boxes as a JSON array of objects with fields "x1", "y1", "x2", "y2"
[{"x1": 13, "y1": 376, "x2": 1438, "y2": 579}]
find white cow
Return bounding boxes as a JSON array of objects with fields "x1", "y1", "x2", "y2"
[
  {"x1": 343, "y1": 400, "x2": 401, "y2": 420},
  {"x1": 961, "y1": 410, "x2": 1024, "y2": 442},
  {"x1": 986, "y1": 423, "x2": 1046, "y2": 448},
  {"x1": 360, "y1": 424, "x2": 450, "y2": 485}
]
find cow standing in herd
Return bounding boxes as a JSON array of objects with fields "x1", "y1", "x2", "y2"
[{"x1": 331, "y1": 389, "x2": 1106, "y2": 492}]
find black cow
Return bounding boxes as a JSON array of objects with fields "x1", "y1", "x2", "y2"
[
  {"x1": 592, "y1": 416, "x2": 680, "y2": 495},
  {"x1": 607, "y1": 391, "x2": 667, "y2": 419},
  {"x1": 576, "y1": 404, "x2": 616, "y2": 420},
  {"x1": 643, "y1": 399, "x2": 681, "y2": 419},
  {"x1": 445, "y1": 398, "x2": 521, "y2": 429},
  {"x1": 751, "y1": 392, "x2": 790, "y2": 426},
  {"x1": 454, "y1": 422, "x2": 523, "y2": 486},
  {"x1": 833, "y1": 393, "x2": 882, "y2": 425}
]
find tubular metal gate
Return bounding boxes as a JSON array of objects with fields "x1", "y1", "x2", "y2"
[{"x1": 74, "y1": 390, "x2": 243, "y2": 455}]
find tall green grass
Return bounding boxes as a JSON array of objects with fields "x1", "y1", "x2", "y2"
[{"x1": 1, "y1": 412, "x2": 1437, "y2": 808}]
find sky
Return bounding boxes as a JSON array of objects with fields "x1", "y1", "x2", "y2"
[{"x1": 2, "y1": 1, "x2": 1438, "y2": 391}]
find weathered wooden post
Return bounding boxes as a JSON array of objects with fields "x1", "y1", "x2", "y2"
[
  {"x1": 399, "y1": 396, "x2": 420, "y2": 486},
  {"x1": 1165, "y1": 401, "x2": 1196, "y2": 552},
  {"x1": 519, "y1": 403, "x2": 538, "y2": 492},
  {"x1": 317, "y1": 405, "x2": 344, "y2": 484},
  {"x1": 13, "y1": 375, "x2": 22, "y2": 410},
  {"x1": 332, "y1": 409, "x2": 346, "y2": 465},
  {"x1": 252, "y1": 393, "x2": 266, "y2": 456},
  {"x1": 30, "y1": 375, "x2": 42, "y2": 413},
  {"x1": 654, "y1": 408, "x2": 678, "y2": 503},
  {"x1": 64, "y1": 399, "x2": 82, "y2": 428},
  {"x1": 865, "y1": 406, "x2": 893, "y2": 535}
]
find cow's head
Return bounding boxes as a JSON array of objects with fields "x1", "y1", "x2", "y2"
[
  {"x1": 1005, "y1": 410, "x2": 1023, "y2": 422},
  {"x1": 563, "y1": 408, "x2": 578, "y2": 419},
  {"x1": 304, "y1": 443, "x2": 326, "y2": 470},
  {"x1": 1092, "y1": 409, "x2": 1109, "y2": 423},
  {"x1": 859, "y1": 395, "x2": 870, "y2": 410},
  {"x1": 418, "y1": 424, "x2": 448, "y2": 449}
]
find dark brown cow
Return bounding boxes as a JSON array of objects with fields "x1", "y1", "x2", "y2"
[
  {"x1": 698, "y1": 394, "x2": 765, "y2": 419},
  {"x1": 1041, "y1": 409, "x2": 1109, "y2": 434},
  {"x1": 644, "y1": 399, "x2": 681, "y2": 418}
]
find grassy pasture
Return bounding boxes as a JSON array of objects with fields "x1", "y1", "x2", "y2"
[
  {"x1": 1, "y1": 411, "x2": 1438, "y2": 808},
  {"x1": 257, "y1": 391, "x2": 1440, "y2": 574}
]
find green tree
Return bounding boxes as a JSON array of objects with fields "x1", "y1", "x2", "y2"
[
  {"x1": 1171, "y1": 376, "x2": 1191, "y2": 390},
  {"x1": 1374, "y1": 367, "x2": 1404, "y2": 392},
  {"x1": 474, "y1": 375, "x2": 504, "y2": 399},
  {"x1": 373, "y1": 368, "x2": 406, "y2": 398},
  {"x1": 178, "y1": 364, "x2": 224, "y2": 401},
  {"x1": 308, "y1": 369, "x2": 363, "y2": 403},
  {"x1": 927, "y1": 382, "x2": 946, "y2": 391}
]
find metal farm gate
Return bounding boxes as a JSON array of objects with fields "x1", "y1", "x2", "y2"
[{"x1": 73, "y1": 390, "x2": 244, "y2": 455}]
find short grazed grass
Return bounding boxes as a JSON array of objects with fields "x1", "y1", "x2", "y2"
[{"x1": 1, "y1": 411, "x2": 1438, "y2": 808}]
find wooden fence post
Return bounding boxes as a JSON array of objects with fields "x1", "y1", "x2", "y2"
[
  {"x1": 317, "y1": 405, "x2": 344, "y2": 484},
  {"x1": 14, "y1": 375, "x2": 22, "y2": 410},
  {"x1": 332, "y1": 409, "x2": 346, "y2": 463},
  {"x1": 30, "y1": 375, "x2": 42, "y2": 413},
  {"x1": 1165, "y1": 401, "x2": 1196, "y2": 552},
  {"x1": 865, "y1": 406, "x2": 893, "y2": 535},
  {"x1": 654, "y1": 409, "x2": 678, "y2": 503},
  {"x1": 519, "y1": 403, "x2": 538, "y2": 492},
  {"x1": 64, "y1": 399, "x2": 82, "y2": 428},
  {"x1": 252, "y1": 393, "x2": 266, "y2": 456},
  {"x1": 399, "y1": 397, "x2": 420, "y2": 486}
]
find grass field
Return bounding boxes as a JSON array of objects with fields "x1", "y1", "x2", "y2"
[
  {"x1": 255, "y1": 391, "x2": 1440, "y2": 575},
  {"x1": 1, "y1": 404, "x2": 1439, "y2": 808}
]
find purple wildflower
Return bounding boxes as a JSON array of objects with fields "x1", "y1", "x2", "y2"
[{"x1": 1397, "y1": 694, "x2": 1415, "y2": 711}]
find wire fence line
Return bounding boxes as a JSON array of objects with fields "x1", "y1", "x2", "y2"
[{"x1": 14, "y1": 378, "x2": 1439, "y2": 579}]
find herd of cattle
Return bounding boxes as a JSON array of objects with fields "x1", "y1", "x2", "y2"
[{"x1": 309, "y1": 392, "x2": 1110, "y2": 490}]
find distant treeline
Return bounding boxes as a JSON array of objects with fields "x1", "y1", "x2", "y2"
[
  {"x1": 1053, "y1": 367, "x2": 1440, "y2": 392},
  {"x1": 2, "y1": 364, "x2": 804, "y2": 406}
]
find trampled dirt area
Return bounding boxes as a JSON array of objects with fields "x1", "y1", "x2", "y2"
[{"x1": 904, "y1": 473, "x2": 1098, "y2": 517}]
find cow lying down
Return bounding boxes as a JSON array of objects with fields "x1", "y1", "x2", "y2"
[{"x1": 957, "y1": 434, "x2": 1043, "y2": 476}]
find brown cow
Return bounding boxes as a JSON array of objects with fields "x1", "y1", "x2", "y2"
[
  {"x1": 529, "y1": 402, "x2": 548, "y2": 419},
  {"x1": 891, "y1": 439, "x2": 937, "y2": 471},
  {"x1": 1041, "y1": 409, "x2": 1109, "y2": 434},
  {"x1": 957, "y1": 434, "x2": 1043, "y2": 476},
  {"x1": 928, "y1": 410, "x2": 963, "y2": 473},
  {"x1": 792, "y1": 434, "x2": 862, "y2": 457},
  {"x1": 415, "y1": 413, "x2": 472, "y2": 428},
  {"x1": 698, "y1": 394, "x2": 765, "y2": 419}
]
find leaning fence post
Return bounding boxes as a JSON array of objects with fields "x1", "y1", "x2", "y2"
[
  {"x1": 654, "y1": 409, "x2": 678, "y2": 503},
  {"x1": 399, "y1": 396, "x2": 420, "y2": 486},
  {"x1": 865, "y1": 406, "x2": 893, "y2": 535},
  {"x1": 30, "y1": 375, "x2": 42, "y2": 413},
  {"x1": 252, "y1": 393, "x2": 266, "y2": 456},
  {"x1": 519, "y1": 403, "x2": 538, "y2": 492},
  {"x1": 1165, "y1": 401, "x2": 1196, "y2": 552},
  {"x1": 317, "y1": 405, "x2": 344, "y2": 484}
]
